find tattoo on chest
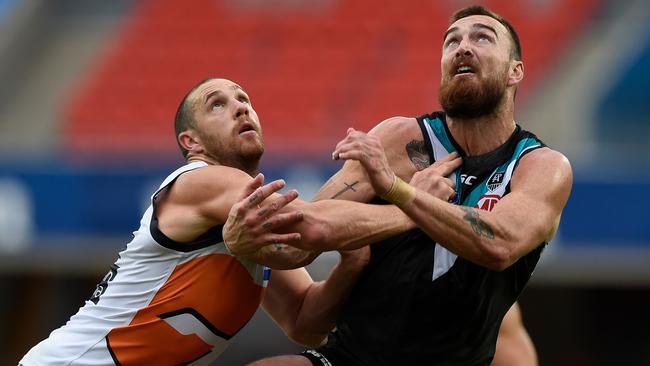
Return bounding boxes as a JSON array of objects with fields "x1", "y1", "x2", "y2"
[
  {"x1": 331, "y1": 181, "x2": 359, "y2": 199},
  {"x1": 406, "y1": 140, "x2": 430, "y2": 171},
  {"x1": 460, "y1": 207, "x2": 495, "y2": 240}
]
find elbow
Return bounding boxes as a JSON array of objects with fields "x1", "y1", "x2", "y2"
[{"x1": 482, "y1": 242, "x2": 516, "y2": 272}]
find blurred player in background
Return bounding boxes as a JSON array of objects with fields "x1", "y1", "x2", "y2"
[
  {"x1": 228, "y1": 5, "x2": 570, "y2": 365},
  {"x1": 493, "y1": 303, "x2": 538, "y2": 366},
  {"x1": 19, "y1": 78, "x2": 459, "y2": 365}
]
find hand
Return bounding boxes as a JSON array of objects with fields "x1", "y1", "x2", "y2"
[
  {"x1": 409, "y1": 152, "x2": 462, "y2": 202},
  {"x1": 332, "y1": 128, "x2": 395, "y2": 196},
  {"x1": 223, "y1": 173, "x2": 304, "y2": 257}
]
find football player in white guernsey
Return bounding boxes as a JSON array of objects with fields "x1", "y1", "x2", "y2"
[{"x1": 20, "y1": 78, "x2": 460, "y2": 366}]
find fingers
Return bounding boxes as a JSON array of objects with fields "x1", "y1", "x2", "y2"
[
  {"x1": 443, "y1": 177, "x2": 456, "y2": 189},
  {"x1": 266, "y1": 232, "x2": 302, "y2": 245},
  {"x1": 257, "y1": 189, "x2": 299, "y2": 219},
  {"x1": 239, "y1": 173, "x2": 264, "y2": 201},
  {"x1": 261, "y1": 211, "x2": 304, "y2": 231},
  {"x1": 437, "y1": 151, "x2": 459, "y2": 163},
  {"x1": 246, "y1": 178, "x2": 286, "y2": 208},
  {"x1": 332, "y1": 128, "x2": 367, "y2": 160},
  {"x1": 432, "y1": 153, "x2": 463, "y2": 177}
]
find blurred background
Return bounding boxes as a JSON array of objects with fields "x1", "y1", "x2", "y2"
[{"x1": 0, "y1": 0, "x2": 649, "y2": 364}]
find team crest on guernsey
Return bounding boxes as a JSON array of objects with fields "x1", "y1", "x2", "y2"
[
  {"x1": 487, "y1": 172, "x2": 505, "y2": 191},
  {"x1": 475, "y1": 194, "x2": 501, "y2": 211}
]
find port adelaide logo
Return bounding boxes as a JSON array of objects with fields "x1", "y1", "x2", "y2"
[{"x1": 487, "y1": 172, "x2": 505, "y2": 192}]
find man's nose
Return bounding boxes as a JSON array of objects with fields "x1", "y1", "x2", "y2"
[
  {"x1": 455, "y1": 38, "x2": 473, "y2": 58},
  {"x1": 234, "y1": 100, "x2": 249, "y2": 118}
]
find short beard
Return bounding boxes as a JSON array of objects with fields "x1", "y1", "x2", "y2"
[
  {"x1": 439, "y1": 70, "x2": 507, "y2": 120},
  {"x1": 200, "y1": 131, "x2": 264, "y2": 174}
]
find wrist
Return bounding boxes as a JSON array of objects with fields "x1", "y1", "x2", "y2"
[{"x1": 380, "y1": 175, "x2": 416, "y2": 208}]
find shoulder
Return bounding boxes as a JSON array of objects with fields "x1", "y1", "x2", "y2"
[
  {"x1": 369, "y1": 116, "x2": 419, "y2": 136},
  {"x1": 513, "y1": 147, "x2": 573, "y2": 196},
  {"x1": 170, "y1": 164, "x2": 252, "y2": 204},
  {"x1": 368, "y1": 116, "x2": 422, "y2": 149},
  {"x1": 519, "y1": 147, "x2": 572, "y2": 176}
]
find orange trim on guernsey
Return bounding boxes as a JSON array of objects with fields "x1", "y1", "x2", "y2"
[{"x1": 107, "y1": 253, "x2": 263, "y2": 364}]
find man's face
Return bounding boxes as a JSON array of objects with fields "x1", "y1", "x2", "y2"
[
  {"x1": 439, "y1": 15, "x2": 515, "y2": 119},
  {"x1": 190, "y1": 78, "x2": 264, "y2": 167}
]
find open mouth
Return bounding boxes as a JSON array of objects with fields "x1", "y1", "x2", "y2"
[
  {"x1": 455, "y1": 65, "x2": 475, "y2": 76},
  {"x1": 239, "y1": 122, "x2": 256, "y2": 135}
]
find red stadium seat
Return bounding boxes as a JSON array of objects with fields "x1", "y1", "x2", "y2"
[{"x1": 63, "y1": 0, "x2": 601, "y2": 159}]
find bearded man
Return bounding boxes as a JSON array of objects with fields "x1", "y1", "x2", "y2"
[{"x1": 229, "y1": 5, "x2": 571, "y2": 366}]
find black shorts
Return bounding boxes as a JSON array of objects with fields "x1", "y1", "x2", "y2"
[
  {"x1": 300, "y1": 349, "x2": 335, "y2": 366},
  {"x1": 299, "y1": 345, "x2": 366, "y2": 366}
]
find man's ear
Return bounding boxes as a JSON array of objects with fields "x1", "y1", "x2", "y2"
[
  {"x1": 508, "y1": 60, "x2": 524, "y2": 86},
  {"x1": 178, "y1": 129, "x2": 204, "y2": 155}
]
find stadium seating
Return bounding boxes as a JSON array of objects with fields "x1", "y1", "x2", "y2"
[{"x1": 64, "y1": 0, "x2": 601, "y2": 158}]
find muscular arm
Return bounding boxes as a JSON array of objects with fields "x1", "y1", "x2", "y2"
[
  {"x1": 334, "y1": 127, "x2": 573, "y2": 271},
  {"x1": 397, "y1": 148, "x2": 572, "y2": 270},
  {"x1": 315, "y1": 116, "x2": 426, "y2": 202},
  {"x1": 492, "y1": 302, "x2": 538, "y2": 366},
  {"x1": 261, "y1": 250, "x2": 368, "y2": 347}
]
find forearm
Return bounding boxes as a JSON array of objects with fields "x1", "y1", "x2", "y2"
[
  {"x1": 245, "y1": 245, "x2": 320, "y2": 270},
  {"x1": 403, "y1": 190, "x2": 515, "y2": 270},
  {"x1": 314, "y1": 165, "x2": 374, "y2": 202},
  {"x1": 293, "y1": 200, "x2": 415, "y2": 251},
  {"x1": 292, "y1": 254, "x2": 366, "y2": 346}
]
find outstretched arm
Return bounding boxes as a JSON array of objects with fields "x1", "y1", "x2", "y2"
[
  {"x1": 333, "y1": 128, "x2": 572, "y2": 271},
  {"x1": 314, "y1": 116, "x2": 429, "y2": 202},
  {"x1": 223, "y1": 175, "x2": 416, "y2": 255},
  {"x1": 156, "y1": 166, "x2": 315, "y2": 269}
]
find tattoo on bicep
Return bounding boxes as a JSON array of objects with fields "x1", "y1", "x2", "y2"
[
  {"x1": 405, "y1": 140, "x2": 431, "y2": 171},
  {"x1": 460, "y1": 207, "x2": 495, "y2": 239},
  {"x1": 331, "y1": 181, "x2": 359, "y2": 199}
]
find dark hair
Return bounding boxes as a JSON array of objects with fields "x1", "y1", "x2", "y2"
[
  {"x1": 174, "y1": 78, "x2": 216, "y2": 159},
  {"x1": 450, "y1": 6, "x2": 522, "y2": 61}
]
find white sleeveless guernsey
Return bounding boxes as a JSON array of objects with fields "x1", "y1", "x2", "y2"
[{"x1": 20, "y1": 161, "x2": 269, "y2": 366}]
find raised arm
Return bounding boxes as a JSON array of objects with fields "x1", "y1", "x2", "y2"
[
  {"x1": 155, "y1": 165, "x2": 314, "y2": 269},
  {"x1": 333, "y1": 129, "x2": 573, "y2": 271},
  {"x1": 223, "y1": 176, "x2": 415, "y2": 254},
  {"x1": 315, "y1": 116, "x2": 427, "y2": 202}
]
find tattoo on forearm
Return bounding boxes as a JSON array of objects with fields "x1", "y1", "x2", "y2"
[
  {"x1": 331, "y1": 181, "x2": 359, "y2": 199},
  {"x1": 406, "y1": 140, "x2": 430, "y2": 171},
  {"x1": 460, "y1": 207, "x2": 495, "y2": 239}
]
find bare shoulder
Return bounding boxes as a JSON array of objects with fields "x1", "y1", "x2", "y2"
[
  {"x1": 518, "y1": 147, "x2": 572, "y2": 179},
  {"x1": 369, "y1": 116, "x2": 430, "y2": 174},
  {"x1": 368, "y1": 116, "x2": 420, "y2": 142},
  {"x1": 169, "y1": 164, "x2": 251, "y2": 204},
  {"x1": 513, "y1": 147, "x2": 573, "y2": 197}
]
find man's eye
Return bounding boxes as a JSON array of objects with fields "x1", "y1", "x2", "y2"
[
  {"x1": 212, "y1": 102, "x2": 224, "y2": 111},
  {"x1": 239, "y1": 98, "x2": 250, "y2": 104},
  {"x1": 445, "y1": 39, "x2": 459, "y2": 48}
]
